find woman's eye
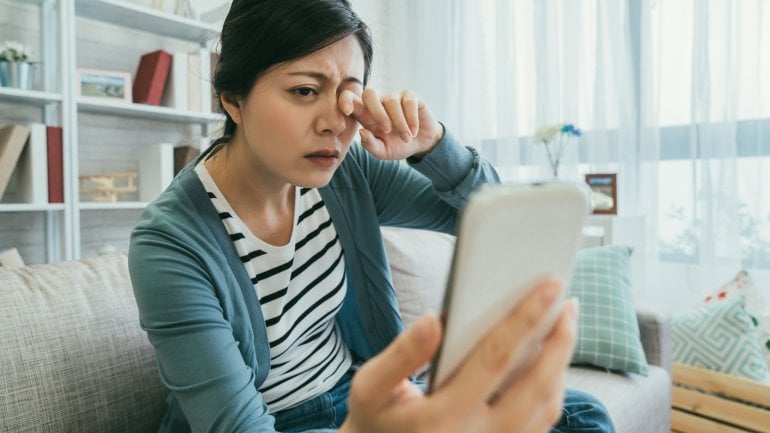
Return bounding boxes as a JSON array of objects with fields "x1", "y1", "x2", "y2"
[{"x1": 292, "y1": 87, "x2": 317, "y2": 97}]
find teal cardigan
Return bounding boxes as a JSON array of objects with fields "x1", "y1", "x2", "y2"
[{"x1": 128, "y1": 129, "x2": 499, "y2": 433}]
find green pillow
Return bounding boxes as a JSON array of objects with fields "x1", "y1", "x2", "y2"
[
  {"x1": 567, "y1": 245, "x2": 649, "y2": 376},
  {"x1": 673, "y1": 294, "x2": 770, "y2": 382}
]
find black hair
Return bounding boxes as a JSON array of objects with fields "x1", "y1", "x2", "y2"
[{"x1": 212, "y1": 0, "x2": 373, "y2": 140}]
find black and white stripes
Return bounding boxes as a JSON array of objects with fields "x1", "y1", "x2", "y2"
[{"x1": 195, "y1": 164, "x2": 352, "y2": 412}]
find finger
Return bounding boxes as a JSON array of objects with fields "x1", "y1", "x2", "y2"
[
  {"x1": 359, "y1": 128, "x2": 387, "y2": 158},
  {"x1": 491, "y1": 299, "x2": 578, "y2": 427},
  {"x1": 338, "y1": 89, "x2": 360, "y2": 117},
  {"x1": 382, "y1": 93, "x2": 412, "y2": 143},
  {"x1": 401, "y1": 90, "x2": 420, "y2": 137},
  {"x1": 352, "y1": 314, "x2": 442, "y2": 408},
  {"x1": 362, "y1": 88, "x2": 391, "y2": 133},
  {"x1": 435, "y1": 278, "x2": 565, "y2": 409}
]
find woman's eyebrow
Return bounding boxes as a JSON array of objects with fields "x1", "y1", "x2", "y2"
[{"x1": 286, "y1": 71, "x2": 362, "y2": 86}]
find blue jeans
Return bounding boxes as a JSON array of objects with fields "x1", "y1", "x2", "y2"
[{"x1": 273, "y1": 370, "x2": 616, "y2": 433}]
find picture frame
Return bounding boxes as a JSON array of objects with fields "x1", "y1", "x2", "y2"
[
  {"x1": 585, "y1": 173, "x2": 618, "y2": 215},
  {"x1": 76, "y1": 68, "x2": 132, "y2": 103}
]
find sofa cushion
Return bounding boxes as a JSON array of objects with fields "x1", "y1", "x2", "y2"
[
  {"x1": 0, "y1": 253, "x2": 167, "y2": 433},
  {"x1": 673, "y1": 294, "x2": 770, "y2": 382},
  {"x1": 381, "y1": 226, "x2": 455, "y2": 328},
  {"x1": 567, "y1": 365, "x2": 671, "y2": 433},
  {"x1": 567, "y1": 245, "x2": 649, "y2": 376},
  {"x1": 697, "y1": 270, "x2": 770, "y2": 368}
]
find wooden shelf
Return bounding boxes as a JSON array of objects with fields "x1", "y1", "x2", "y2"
[
  {"x1": 75, "y1": 0, "x2": 220, "y2": 43},
  {"x1": 77, "y1": 98, "x2": 224, "y2": 124},
  {"x1": 0, "y1": 87, "x2": 63, "y2": 106}
]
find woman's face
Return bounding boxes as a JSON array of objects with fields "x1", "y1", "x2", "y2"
[{"x1": 223, "y1": 35, "x2": 365, "y2": 190}]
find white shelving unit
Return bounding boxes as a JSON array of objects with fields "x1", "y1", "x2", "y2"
[
  {"x1": 0, "y1": 87, "x2": 63, "y2": 105},
  {"x1": 77, "y1": 97, "x2": 223, "y2": 123},
  {"x1": 0, "y1": 0, "x2": 224, "y2": 263}
]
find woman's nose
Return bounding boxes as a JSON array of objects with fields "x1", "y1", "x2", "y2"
[{"x1": 316, "y1": 96, "x2": 348, "y2": 136}]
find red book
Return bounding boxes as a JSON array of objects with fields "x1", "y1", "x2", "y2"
[
  {"x1": 46, "y1": 126, "x2": 63, "y2": 204},
  {"x1": 133, "y1": 50, "x2": 172, "y2": 105}
]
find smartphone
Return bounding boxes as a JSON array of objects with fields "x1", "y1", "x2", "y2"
[{"x1": 428, "y1": 182, "x2": 590, "y2": 392}]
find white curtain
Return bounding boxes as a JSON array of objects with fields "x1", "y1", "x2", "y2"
[
  {"x1": 645, "y1": 0, "x2": 770, "y2": 306},
  {"x1": 355, "y1": 0, "x2": 770, "y2": 307}
]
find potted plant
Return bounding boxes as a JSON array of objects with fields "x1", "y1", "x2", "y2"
[{"x1": 0, "y1": 40, "x2": 36, "y2": 89}]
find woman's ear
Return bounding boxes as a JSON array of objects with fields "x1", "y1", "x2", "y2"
[{"x1": 220, "y1": 92, "x2": 243, "y2": 125}]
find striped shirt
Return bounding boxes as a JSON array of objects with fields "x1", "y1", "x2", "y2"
[{"x1": 195, "y1": 162, "x2": 353, "y2": 412}]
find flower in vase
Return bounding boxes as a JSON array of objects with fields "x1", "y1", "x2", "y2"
[
  {"x1": 0, "y1": 41, "x2": 33, "y2": 62},
  {"x1": 534, "y1": 123, "x2": 582, "y2": 179}
]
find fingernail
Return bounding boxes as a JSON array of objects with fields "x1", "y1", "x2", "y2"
[
  {"x1": 541, "y1": 280, "x2": 562, "y2": 305},
  {"x1": 400, "y1": 132, "x2": 411, "y2": 142}
]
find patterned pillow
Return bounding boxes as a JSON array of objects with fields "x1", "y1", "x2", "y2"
[
  {"x1": 567, "y1": 245, "x2": 649, "y2": 376},
  {"x1": 673, "y1": 295, "x2": 770, "y2": 382},
  {"x1": 698, "y1": 270, "x2": 770, "y2": 368}
]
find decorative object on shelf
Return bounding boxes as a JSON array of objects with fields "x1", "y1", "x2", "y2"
[
  {"x1": 79, "y1": 172, "x2": 138, "y2": 202},
  {"x1": 0, "y1": 124, "x2": 31, "y2": 201},
  {"x1": 0, "y1": 40, "x2": 38, "y2": 90},
  {"x1": 174, "y1": 144, "x2": 200, "y2": 175},
  {"x1": 162, "y1": 51, "x2": 204, "y2": 111},
  {"x1": 76, "y1": 68, "x2": 133, "y2": 103},
  {"x1": 534, "y1": 123, "x2": 582, "y2": 179},
  {"x1": 46, "y1": 126, "x2": 64, "y2": 204},
  {"x1": 174, "y1": 0, "x2": 194, "y2": 18},
  {"x1": 16, "y1": 123, "x2": 49, "y2": 205},
  {"x1": 0, "y1": 247, "x2": 25, "y2": 268},
  {"x1": 133, "y1": 50, "x2": 172, "y2": 105},
  {"x1": 139, "y1": 143, "x2": 174, "y2": 201},
  {"x1": 585, "y1": 173, "x2": 617, "y2": 215}
]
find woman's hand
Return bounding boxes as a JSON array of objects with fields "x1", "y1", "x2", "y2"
[
  {"x1": 339, "y1": 88, "x2": 443, "y2": 160},
  {"x1": 339, "y1": 279, "x2": 578, "y2": 433}
]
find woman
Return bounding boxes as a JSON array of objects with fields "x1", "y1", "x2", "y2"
[{"x1": 128, "y1": 1, "x2": 615, "y2": 432}]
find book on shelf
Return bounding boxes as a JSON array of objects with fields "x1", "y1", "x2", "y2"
[
  {"x1": 187, "y1": 52, "x2": 202, "y2": 112},
  {"x1": 174, "y1": 144, "x2": 200, "y2": 175},
  {"x1": 0, "y1": 124, "x2": 31, "y2": 201},
  {"x1": 210, "y1": 52, "x2": 221, "y2": 113},
  {"x1": 47, "y1": 126, "x2": 64, "y2": 204},
  {"x1": 0, "y1": 247, "x2": 25, "y2": 268},
  {"x1": 139, "y1": 143, "x2": 174, "y2": 202},
  {"x1": 16, "y1": 123, "x2": 49, "y2": 204},
  {"x1": 133, "y1": 50, "x2": 172, "y2": 106},
  {"x1": 162, "y1": 51, "x2": 189, "y2": 111},
  {"x1": 161, "y1": 51, "x2": 210, "y2": 113}
]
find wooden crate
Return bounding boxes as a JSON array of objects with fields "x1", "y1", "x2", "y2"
[{"x1": 671, "y1": 363, "x2": 770, "y2": 433}]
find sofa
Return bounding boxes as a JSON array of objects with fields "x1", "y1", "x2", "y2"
[{"x1": 0, "y1": 227, "x2": 671, "y2": 433}]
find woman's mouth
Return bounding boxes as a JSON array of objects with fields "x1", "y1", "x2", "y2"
[{"x1": 305, "y1": 149, "x2": 340, "y2": 168}]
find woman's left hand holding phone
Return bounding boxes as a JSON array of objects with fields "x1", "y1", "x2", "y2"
[{"x1": 338, "y1": 88, "x2": 444, "y2": 161}]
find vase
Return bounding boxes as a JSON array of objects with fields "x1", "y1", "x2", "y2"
[
  {"x1": 0, "y1": 61, "x2": 8, "y2": 87},
  {"x1": 16, "y1": 62, "x2": 30, "y2": 89},
  {"x1": 1, "y1": 61, "x2": 36, "y2": 89}
]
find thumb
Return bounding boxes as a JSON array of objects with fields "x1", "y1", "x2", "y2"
[{"x1": 355, "y1": 313, "x2": 442, "y2": 396}]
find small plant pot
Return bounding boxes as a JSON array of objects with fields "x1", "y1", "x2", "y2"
[{"x1": 0, "y1": 61, "x2": 9, "y2": 87}]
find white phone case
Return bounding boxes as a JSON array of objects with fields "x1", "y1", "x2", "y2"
[{"x1": 428, "y1": 182, "x2": 590, "y2": 391}]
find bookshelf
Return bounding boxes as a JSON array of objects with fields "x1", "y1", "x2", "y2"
[{"x1": 0, "y1": 0, "x2": 224, "y2": 264}]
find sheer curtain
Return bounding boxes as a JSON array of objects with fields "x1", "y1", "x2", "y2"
[
  {"x1": 354, "y1": 0, "x2": 770, "y2": 307},
  {"x1": 645, "y1": 0, "x2": 770, "y2": 306}
]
